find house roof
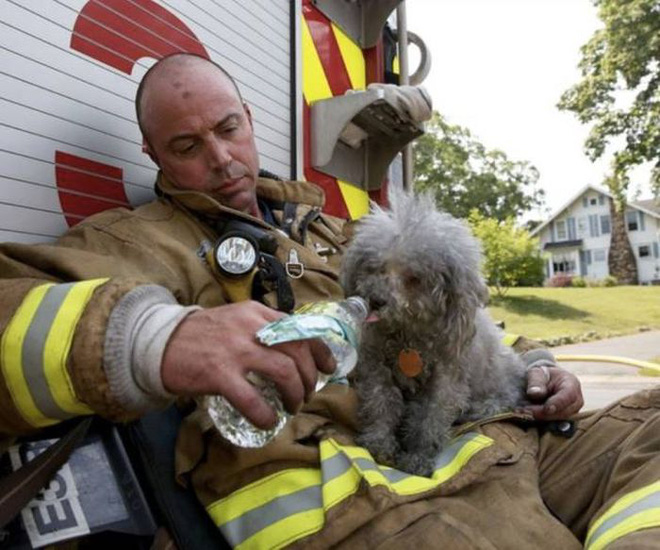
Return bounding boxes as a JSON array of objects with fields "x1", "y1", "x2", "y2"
[
  {"x1": 633, "y1": 198, "x2": 660, "y2": 216},
  {"x1": 543, "y1": 239, "x2": 583, "y2": 250},
  {"x1": 531, "y1": 184, "x2": 660, "y2": 237}
]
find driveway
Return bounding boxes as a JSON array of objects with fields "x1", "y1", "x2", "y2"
[{"x1": 552, "y1": 331, "x2": 660, "y2": 410}]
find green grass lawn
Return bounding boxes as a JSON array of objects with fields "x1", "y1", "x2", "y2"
[{"x1": 487, "y1": 286, "x2": 660, "y2": 343}]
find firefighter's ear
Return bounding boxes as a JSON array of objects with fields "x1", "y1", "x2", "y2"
[
  {"x1": 243, "y1": 102, "x2": 254, "y2": 129},
  {"x1": 142, "y1": 138, "x2": 160, "y2": 167}
]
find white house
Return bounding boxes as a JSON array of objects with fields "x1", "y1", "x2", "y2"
[{"x1": 531, "y1": 185, "x2": 660, "y2": 285}]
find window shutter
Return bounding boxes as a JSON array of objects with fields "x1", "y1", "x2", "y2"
[
  {"x1": 583, "y1": 197, "x2": 588, "y2": 208},
  {"x1": 639, "y1": 212, "x2": 645, "y2": 231},
  {"x1": 654, "y1": 242, "x2": 659, "y2": 258},
  {"x1": 599, "y1": 195, "x2": 604, "y2": 205}
]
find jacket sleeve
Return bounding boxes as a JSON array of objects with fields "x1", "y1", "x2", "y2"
[
  {"x1": 0, "y1": 228, "x2": 184, "y2": 436},
  {"x1": 0, "y1": 269, "x2": 155, "y2": 436}
]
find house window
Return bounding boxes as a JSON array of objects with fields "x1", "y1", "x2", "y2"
[
  {"x1": 553, "y1": 256, "x2": 576, "y2": 273},
  {"x1": 590, "y1": 197, "x2": 598, "y2": 206},
  {"x1": 577, "y1": 217, "x2": 587, "y2": 237},
  {"x1": 594, "y1": 249, "x2": 606, "y2": 262},
  {"x1": 600, "y1": 215, "x2": 611, "y2": 234},
  {"x1": 556, "y1": 220, "x2": 567, "y2": 240},
  {"x1": 639, "y1": 245, "x2": 651, "y2": 258},
  {"x1": 627, "y1": 211, "x2": 639, "y2": 231}
]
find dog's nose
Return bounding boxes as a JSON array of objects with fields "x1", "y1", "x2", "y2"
[{"x1": 370, "y1": 297, "x2": 387, "y2": 311}]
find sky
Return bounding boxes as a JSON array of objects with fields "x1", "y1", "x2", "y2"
[{"x1": 405, "y1": 0, "x2": 654, "y2": 219}]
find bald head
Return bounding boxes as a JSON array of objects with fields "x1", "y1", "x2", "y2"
[{"x1": 136, "y1": 53, "x2": 242, "y2": 142}]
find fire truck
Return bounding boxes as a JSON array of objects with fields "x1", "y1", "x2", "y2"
[{"x1": 0, "y1": 1, "x2": 430, "y2": 547}]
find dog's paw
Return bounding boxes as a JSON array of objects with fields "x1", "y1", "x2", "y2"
[
  {"x1": 355, "y1": 432, "x2": 399, "y2": 466},
  {"x1": 393, "y1": 451, "x2": 435, "y2": 477}
]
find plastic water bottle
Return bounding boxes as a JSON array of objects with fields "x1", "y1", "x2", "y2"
[{"x1": 203, "y1": 296, "x2": 369, "y2": 448}]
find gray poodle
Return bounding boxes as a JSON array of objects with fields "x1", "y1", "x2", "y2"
[{"x1": 341, "y1": 190, "x2": 528, "y2": 476}]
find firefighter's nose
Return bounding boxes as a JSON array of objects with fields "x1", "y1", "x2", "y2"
[{"x1": 208, "y1": 139, "x2": 232, "y2": 169}]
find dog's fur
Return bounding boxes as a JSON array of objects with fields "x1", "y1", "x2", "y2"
[{"x1": 341, "y1": 190, "x2": 528, "y2": 476}]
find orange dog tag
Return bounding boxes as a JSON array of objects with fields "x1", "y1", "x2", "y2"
[{"x1": 398, "y1": 348, "x2": 423, "y2": 377}]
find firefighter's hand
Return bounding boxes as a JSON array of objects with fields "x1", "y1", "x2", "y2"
[
  {"x1": 161, "y1": 301, "x2": 336, "y2": 429},
  {"x1": 524, "y1": 366, "x2": 584, "y2": 420}
]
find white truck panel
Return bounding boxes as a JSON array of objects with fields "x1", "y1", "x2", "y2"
[{"x1": 1, "y1": 0, "x2": 294, "y2": 243}]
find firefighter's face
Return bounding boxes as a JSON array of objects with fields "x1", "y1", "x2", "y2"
[{"x1": 141, "y1": 62, "x2": 261, "y2": 216}]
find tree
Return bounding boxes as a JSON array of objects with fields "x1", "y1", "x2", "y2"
[
  {"x1": 557, "y1": 0, "x2": 658, "y2": 283},
  {"x1": 558, "y1": 0, "x2": 660, "y2": 195},
  {"x1": 413, "y1": 112, "x2": 545, "y2": 221},
  {"x1": 468, "y1": 210, "x2": 545, "y2": 297}
]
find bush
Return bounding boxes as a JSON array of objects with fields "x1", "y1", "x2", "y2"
[
  {"x1": 571, "y1": 276, "x2": 587, "y2": 288},
  {"x1": 546, "y1": 274, "x2": 573, "y2": 287},
  {"x1": 468, "y1": 211, "x2": 545, "y2": 296},
  {"x1": 603, "y1": 275, "x2": 618, "y2": 287}
]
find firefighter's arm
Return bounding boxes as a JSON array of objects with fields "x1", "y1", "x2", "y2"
[
  {"x1": 0, "y1": 275, "x2": 165, "y2": 435},
  {"x1": 509, "y1": 334, "x2": 584, "y2": 420}
]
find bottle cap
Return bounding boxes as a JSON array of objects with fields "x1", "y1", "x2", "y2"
[{"x1": 345, "y1": 296, "x2": 369, "y2": 320}]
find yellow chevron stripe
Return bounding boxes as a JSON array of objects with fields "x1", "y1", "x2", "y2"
[
  {"x1": 331, "y1": 23, "x2": 366, "y2": 90},
  {"x1": 1, "y1": 283, "x2": 57, "y2": 426},
  {"x1": 301, "y1": 15, "x2": 332, "y2": 103}
]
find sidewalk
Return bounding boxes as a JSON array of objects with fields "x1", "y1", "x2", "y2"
[{"x1": 552, "y1": 331, "x2": 660, "y2": 410}]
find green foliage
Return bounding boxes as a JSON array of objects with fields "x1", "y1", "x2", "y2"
[
  {"x1": 413, "y1": 112, "x2": 545, "y2": 220},
  {"x1": 603, "y1": 275, "x2": 618, "y2": 287},
  {"x1": 571, "y1": 276, "x2": 588, "y2": 288},
  {"x1": 558, "y1": 0, "x2": 660, "y2": 197},
  {"x1": 468, "y1": 210, "x2": 545, "y2": 297}
]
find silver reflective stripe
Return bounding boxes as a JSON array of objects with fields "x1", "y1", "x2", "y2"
[
  {"x1": 434, "y1": 433, "x2": 482, "y2": 470},
  {"x1": 221, "y1": 484, "x2": 322, "y2": 547},
  {"x1": 586, "y1": 490, "x2": 660, "y2": 548},
  {"x1": 322, "y1": 448, "x2": 352, "y2": 482},
  {"x1": 21, "y1": 283, "x2": 76, "y2": 420}
]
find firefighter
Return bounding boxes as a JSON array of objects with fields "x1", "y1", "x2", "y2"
[{"x1": 1, "y1": 54, "x2": 657, "y2": 548}]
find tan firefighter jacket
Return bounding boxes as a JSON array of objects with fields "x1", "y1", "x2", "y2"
[
  {"x1": 0, "y1": 176, "x2": 589, "y2": 549},
  {"x1": 0, "y1": 175, "x2": 348, "y2": 436}
]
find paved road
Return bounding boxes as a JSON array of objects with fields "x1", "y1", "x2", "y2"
[{"x1": 552, "y1": 331, "x2": 660, "y2": 410}]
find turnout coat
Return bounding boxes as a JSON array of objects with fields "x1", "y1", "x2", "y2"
[{"x1": 2, "y1": 176, "x2": 658, "y2": 549}]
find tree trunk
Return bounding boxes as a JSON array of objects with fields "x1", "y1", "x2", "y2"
[{"x1": 607, "y1": 197, "x2": 638, "y2": 284}]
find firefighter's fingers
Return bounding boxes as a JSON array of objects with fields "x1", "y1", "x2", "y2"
[
  {"x1": 526, "y1": 365, "x2": 551, "y2": 402},
  {"x1": 308, "y1": 338, "x2": 337, "y2": 376},
  {"x1": 526, "y1": 367, "x2": 584, "y2": 420},
  {"x1": 221, "y1": 374, "x2": 279, "y2": 429},
  {"x1": 253, "y1": 348, "x2": 306, "y2": 414},
  {"x1": 270, "y1": 340, "x2": 319, "y2": 400}
]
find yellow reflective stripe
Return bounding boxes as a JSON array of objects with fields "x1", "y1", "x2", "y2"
[
  {"x1": 586, "y1": 480, "x2": 660, "y2": 550},
  {"x1": 588, "y1": 509, "x2": 660, "y2": 550},
  {"x1": 501, "y1": 333, "x2": 521, "y2": 347},
  {"x1": 236, "y1": 509, "x2": 324, "y2": 550},
  {"x1": 301, "y1": 15, "x2": 332, "y2": 103},
  {"x1": 338, "y1": 179, "x2": 370, "y2": 220},
  {"x1": 320, "y1": 442, "x2": 362, "y2": 510},
  {"x1": 43, "y1": 279, "x2": 106, "y2": 415},
  {"x1": 208, "y1": 434, "x2": 494, "y2": 548},
  {"x1": 331, "y1": 23, "x2": 366, "y2": 90},
  {"x1": 207, "y1": 467, "x2": 321, "y2": 525},
  {"x1": 1, "y1": 283, "x2": 57, "y2": 426}
]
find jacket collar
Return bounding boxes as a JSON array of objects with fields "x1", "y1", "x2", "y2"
[{"x1": 156, "y1": 172, "x2": 326, "y2": 223}]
